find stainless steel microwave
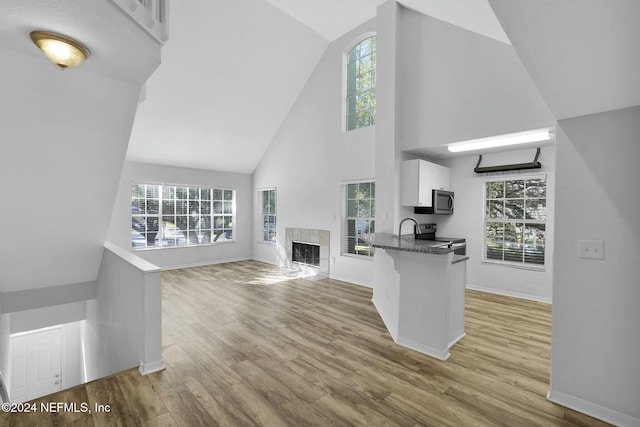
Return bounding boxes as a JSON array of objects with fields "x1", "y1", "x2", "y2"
[
  {"x1": 433, "y1": 189, "x2": 454, "y2": 214},
  {"x1": 414, "y1": 189, "x2": 454, "y2": 215}
]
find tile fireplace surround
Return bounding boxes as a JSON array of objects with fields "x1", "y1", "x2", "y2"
[{"x1": 285, "y1": 227, "x2": 330, "y2": 277}]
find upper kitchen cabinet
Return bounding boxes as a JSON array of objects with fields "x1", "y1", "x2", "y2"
[{"x1": 401, "y1": 159, "x2": 450, "y2": 207}]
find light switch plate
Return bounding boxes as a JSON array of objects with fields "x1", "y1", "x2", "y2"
[{"x1": 578, "y1": 240, "x2": 604, "y2": 260}]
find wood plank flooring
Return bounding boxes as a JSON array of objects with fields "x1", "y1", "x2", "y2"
[{"x1": 2, "y1": 260, "x2": 611, "y2": 426}]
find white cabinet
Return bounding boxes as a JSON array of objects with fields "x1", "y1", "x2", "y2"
[{"x1": 400, "y1": 159, "x2": 450, "y2": 207}]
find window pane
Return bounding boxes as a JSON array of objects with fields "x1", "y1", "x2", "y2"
[
  {"x1": 132, "y1": 199, "x2": 145, "y2": 215},
  {"x1": 147, "y1": 200, "x2": 159, "y2": 214},
  {"x1": 524, "y1": 224, "x2": 545, "y2": 264},
  {"x1": 162, "y1": 186, "x2": 174, "y2": 200},
  {"x1": 526, "y1": 179, "x2": 546, "y2": 198},
  {"x1": 146, "y1": 185, "x2": 160, "y2": 199},
  {"x1": 505, "y1": 180, "x2": 524, "y2": 198},
  {"x1": 504, "y1": 199, "x2": 524, "y2": 219},
  {"x1": 485, "y1": 223, "x2": 503, "y2": 261},
  {"x1": 347, "y1": 184, "x2": 357, "y2": 199},
  {"x1": 346, "y1": 37, "x2": 376, "y2": 131},
  {"x1": 213, "y1": 201, "x2": 223, "y2": 214},
  {"x1": 503, "y1": 223, "x2": 523, "y2": 262},
  {"x1": 145, "y1": 217, "x2": 160, "y2": 247},
  {"x1": 176, "y1": 200, "x2": 187, "y2": 215},
  {"x1": 485, "y1": 181, "x2": 503, "y2": 199},
  {"x1": 358, "y1": 199, "x2": 371, "y2": 218},
  {"x1": 347, "y1": 199, "x2": 357, "y2": 217},
  {"x1": 224, "y1": 190, "x2": 233, "y2": 201},
  {"x1": 486, "y1": 200, "x2": 503, "y2": 219},
  {"x1": 176, "y1": 187, "x2": 188, "y2": 199},
  {"x1": 526, "y1": 199, "x2": 546, "y2": 220}
]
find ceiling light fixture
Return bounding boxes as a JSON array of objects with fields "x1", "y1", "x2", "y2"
[
  {"x1": 30, "y1": 31, "x2": 90, "y2": 69},
  {"x1": 447, "y1": 128, "x2": 553, "y2": 153}
]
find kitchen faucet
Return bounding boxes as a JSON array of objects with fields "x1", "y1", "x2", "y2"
[{"x1": 398, "y1": 217, "x2": 421, "y2": 246}]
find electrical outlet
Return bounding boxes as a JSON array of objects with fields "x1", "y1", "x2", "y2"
[{"x1": 578, "y1": 240, "x2": 604, "y2": 260}]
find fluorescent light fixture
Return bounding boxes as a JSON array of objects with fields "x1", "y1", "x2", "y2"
[{"x1": 447, "y1": 129, "x2": 553, "y2": 153}]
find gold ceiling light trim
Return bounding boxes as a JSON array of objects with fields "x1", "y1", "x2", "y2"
[{"x1": 30, "y1": 31, "x2": 90, "y2": 69}]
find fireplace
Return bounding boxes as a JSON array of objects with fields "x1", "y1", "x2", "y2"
[
  {"x1": 285, "y1": 228, "x2": 330, "y2": 277},
  {"x1": 292, "y1": 242, "x2": 320, "y2": 267}
]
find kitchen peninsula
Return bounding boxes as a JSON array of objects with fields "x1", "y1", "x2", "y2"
[{"x1": 372, "y1": 232, "x2": 468, "y2": 360}]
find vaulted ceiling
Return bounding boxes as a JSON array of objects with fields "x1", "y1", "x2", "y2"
[
  {"x1": 125, "y1": 0, "x2": 509, "y2": 174},
  {"x1": 3, "y1": 1, "x2": 637, "y2": 175}
]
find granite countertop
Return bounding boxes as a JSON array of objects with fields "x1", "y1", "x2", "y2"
[{"x1": 372, "y1": 233, "x2": 469, "y2": 264}]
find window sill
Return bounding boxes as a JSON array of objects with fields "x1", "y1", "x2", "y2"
[
  {"x1": 132, "y1": 240, "x2": 235, "y2": 252},
  {"x1": 482, "y1": 260, "x2": 546, "y2": 272},
  {"x1": 257, "y1": 240, "x2": 277, "y2": 245},
  {"x1": 341, "y1": 253, "x2": 374, "y2": 261}
]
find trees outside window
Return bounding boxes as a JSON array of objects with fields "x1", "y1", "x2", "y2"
[
  {"x1": 484, "y1": 176, "x2": 546, "y2": 267},
  {"x1": 131, "y1": 183, "x2": 235, "y2": 248},
  {"x1": 346, "y1": 36, "x2": 376, "y2": 131}
]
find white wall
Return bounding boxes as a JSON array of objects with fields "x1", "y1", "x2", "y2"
[
  {"x1": 9, "y1": 302, "x2": 86, "y2": 334},
  {"x1": 84, "y1": 244, "x2": 162, "y2": 381},
  {"x1": 252, "y1": 19, "x2": 377, "y2": 287},
  {"x1": 549, "y1": 106, "x2": 640, "y2": 426},
  {"x1": 108, "y1": 161, "x2": 253, "y2": 270},
  {"x1": 430, "y1": 147, "x2": 555, "y2": 302},
  {"x1": 0, "y1": 47, "x2": 149, "y2": 294},
  {"x1": 395, "y1": 7, "x2": 555, "y2": 150}
]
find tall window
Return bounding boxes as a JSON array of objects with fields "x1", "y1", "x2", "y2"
[
  {"x1": 258, "y1": 188, "x2": 276, "y2": 243},
  {"x1": 131, "y1": 183, "x2": 235, "y2": 248},
  {"x1": 343, "y1": 181, "x2": 375, "y2": 257},
  {"x1": 346, "y1": 36, "x2": 376, "y2": 131},
  {"x1": 483, "y1": 176, "x2": 547, "y2": 267}
]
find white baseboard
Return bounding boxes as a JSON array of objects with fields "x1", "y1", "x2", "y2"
[
  {"x1": 448, "y1": 332, "x2": 466, "y2": 349},
  {"x1": 466, "y1": 283, "x2": 552, "y2": 304},
  {"x1": 160, "y1": 257, "x2": 250, "y2": 271},
  {"x1": 547, "y1": 389, "x2": 640, "y2": 427},
  {"x1": 138, "y1": 359, "x2": 165, "y2": 376},
  {"x1": 328, "y1": 273, "x2": 373, "y2": 289},
  {"x1": 396, "y1": 337, "x2": 450, "y2": 361}
]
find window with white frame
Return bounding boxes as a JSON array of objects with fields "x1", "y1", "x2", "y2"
[
  {"x1": 483, "y1": 175, "x2": 547, "y2": 267},
  {"x1": 258, "y1": 188, "x2": 276, "y2": 243},
  {"x1": 343, "y1": 181, "x2": 375, "y2": 257},
  {"x1": 346, "y1": 35, "x2": 376, "y2": 131},
  {"x1": 131, "y1": 183, "x2": 235, "y2": 248}
]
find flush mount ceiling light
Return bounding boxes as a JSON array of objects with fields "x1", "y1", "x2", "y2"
[
  {"x1": 447, "y1": 128, "x2": 553, "y2": 153},
  {"x1": 30, "y1": 31, "x2": 90, "y2": 69}
]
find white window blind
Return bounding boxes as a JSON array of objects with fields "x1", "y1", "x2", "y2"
[{"x1": 342, "y1": 181, "x2": 375, "y2": 257}]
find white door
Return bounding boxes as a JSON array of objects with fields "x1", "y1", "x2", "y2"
[{"x1": 10, "y1": 327, "x2": 62, "y2": 403}]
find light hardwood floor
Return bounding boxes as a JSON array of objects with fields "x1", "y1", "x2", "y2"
[{"x1": 2, "y1": 260, "x2": 611, "y2": 426}]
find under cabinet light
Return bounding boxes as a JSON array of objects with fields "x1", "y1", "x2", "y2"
[{"x1": 447, "y1": 129, "x2": 553, "y2": 153}]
